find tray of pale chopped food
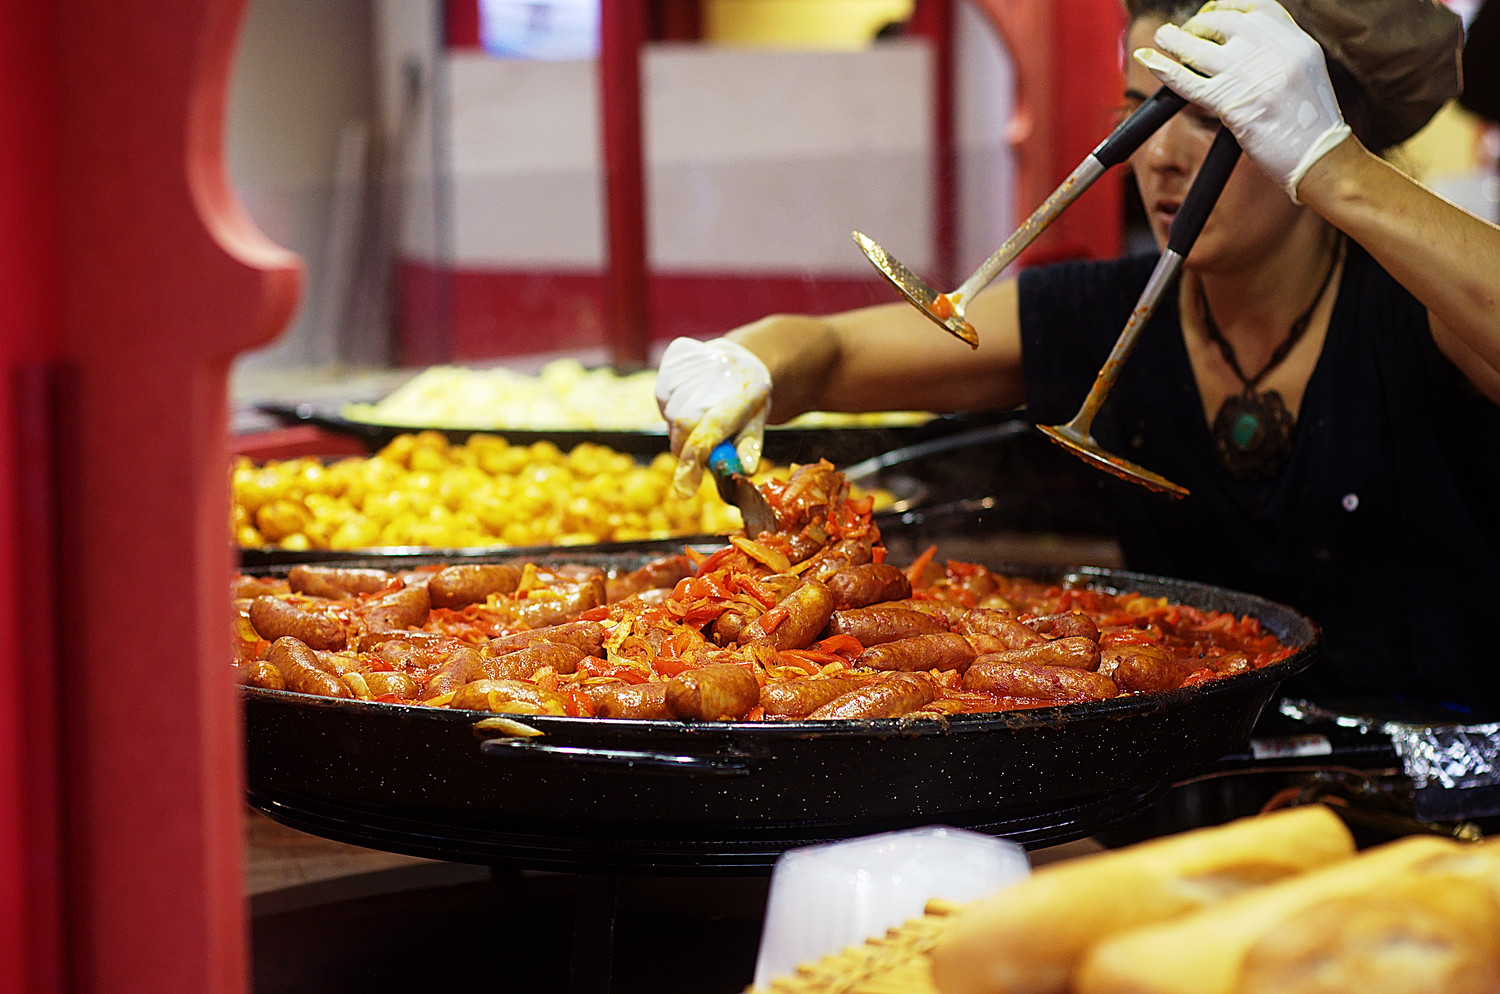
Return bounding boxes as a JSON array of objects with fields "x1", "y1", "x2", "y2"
[{"x1": 254, "y1": 359, "x2": 957, "y2": 465}]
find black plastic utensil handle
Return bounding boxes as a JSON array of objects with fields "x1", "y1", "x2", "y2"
[
  {"x1": 1165, "y1": 127, "x2": 1242, "y2": 257},
  {"x1": 1092, "y1": 85, "x2": 1189, "y2": 169}
]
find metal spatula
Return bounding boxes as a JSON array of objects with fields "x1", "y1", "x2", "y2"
[
  {"x1": 1037, "y1": 126, "x2": 1243, "y2": 499},
  {"x1": 708, "y1": 441, "x2": 779, "y2": 538},
  {"x1": 854, "y1": 86, "x2": 1189, "y2": 348}
]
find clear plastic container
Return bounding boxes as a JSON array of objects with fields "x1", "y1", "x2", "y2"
[{"x1": 752, "y1": 825, "x2": 1030, "y2": 988}]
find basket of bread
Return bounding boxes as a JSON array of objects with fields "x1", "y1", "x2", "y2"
[{"x1": 748, "y1": 804, "x2": 1500, "y2": 994}]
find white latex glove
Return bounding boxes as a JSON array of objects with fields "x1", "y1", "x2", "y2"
[
  {"x1": 1134, "y1": 0, "x2": 1352, "y2": 201},
  {"x1": 654, "y1": 336, "x2": 771, "y2": 499}
]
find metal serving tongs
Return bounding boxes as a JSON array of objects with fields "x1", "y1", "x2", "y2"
[
  {"x1": 853, "y1": 85, "x2": 1189, "y2": 348},
  {"x1": 1037, "y1": 126, "x2": 1243, "y2": 499}
]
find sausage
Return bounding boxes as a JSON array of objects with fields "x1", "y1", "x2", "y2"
[
  {"x1": 954, "y1": 608, "x2": 1046, "y2": 650},
  {"x1": 594, "y1": 682, "x2": 674, "y2": 720},
  {"x1": 448, "y1": 679, "x2": 567, "y2": 715},
  {"x1": 287, "y1": 564, "x2": 393, "y2": 599},
  {"x1": 510, "y1": 577, "x2": 606, "y2": 629},
  {"x1": 826, "y1": 606, "x2": 948, "y2": 646},
  {"x1": 355, "y1": 629, "x2": 456, "y2": 653},
  {"x1": 666, "y1": 663, "x2": 760, "y2": 721},
  {"x1": 1101, "y1": 643, "x2": 1194, "y2": 692},
  {"x1": 361, "y1": 582, "x2": 431, "y2": 631},
  {"x1": 799, "y1": 537, "x2": 875, "y2": 582},
  {"x1": 420, "y1": 645, "x2": 484, "y2": 699},
  {"x1": 963, "y1": 658, "x2": 1119, "y2": 702},
  {"x1": 360, "y1": 670, "x2": 420, "y2": 700},
  {"x1": 426, "y1": 563, "x2": 522, "y2": 609},
  {"x1": 266, "y1": 636, "x2": 353, "y2": 699},
  {"x1": 249, "y1": 596, "x2": 347, "y2": 650},
  {"x1": 486, "y1": 620, "x2": 608, "y2": 658},
  {"x1": 606, "y1": 555, "x2": 694, "y2": 603},
  {"x1": 807, "y1": 673, "x2": 935, "y2": 720},
  {"x1": 236, "y1": 658, "x2": 285, "y2": 691},
  {"x1": 824, "y1": 562, "x2": 912, "y2": 609},
  {"x1": 233, "y1": 575, "x2": 288, "y2": 601},
  {"x1": 1022, "y1": 610, "x2": 1100, "y2": 642},
  {"x1": 887, "y1": 598, "x2": 971, "y2": 627},
  {"x1": 854, "y1": 632, "x2": 977, "y2": 673},
  {"x1": 973, "y1": 636, "x2": 1102, "y2": 671},
  {"x1": 710, "y1": 574, "x2": 801, "y2": 646},
  {"x1": 738, "y1": 579, "x2": 835, "y2": 650},
  {"x1": 758, "y1": 677, "x2": 861, "y2": 718},
  {"x1": 477, "y1": 641, "x2": 587, "y2": 681}
]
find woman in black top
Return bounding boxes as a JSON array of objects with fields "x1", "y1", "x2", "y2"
[{"x1": 654, "y1": 0, "x2": 1500, "y2": 716}]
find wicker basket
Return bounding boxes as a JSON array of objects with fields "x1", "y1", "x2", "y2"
[{"x1": 746, "y1": 897, "x2": 969, "y2": 994}]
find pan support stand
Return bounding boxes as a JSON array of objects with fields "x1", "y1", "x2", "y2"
[{"x1": 571, "y1": 873, "x2": 622, "y2": 994}]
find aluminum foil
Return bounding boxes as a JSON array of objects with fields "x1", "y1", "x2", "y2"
[{"x1": 1280, "y1": 698, "x2": 1500, "y2": 819}]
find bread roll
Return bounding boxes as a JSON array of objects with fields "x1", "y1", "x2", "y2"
[
  {"x1": 1075, "y1": 834, "x2": 1500, "y2": 994},
  {"x1": 928, "y1": 805, "x2": 1355, "y2": 994}
]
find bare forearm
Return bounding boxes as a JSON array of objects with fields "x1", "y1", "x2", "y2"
[
  {"x1": 1300, "y1": 138, "x2": 1500, "y2": 401},
  {"x1": 725, "y1": 286, "x2": 1026, "y2": 422}
]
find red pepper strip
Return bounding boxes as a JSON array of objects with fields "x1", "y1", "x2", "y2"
[
  {"x1": 693, "y1": 545, "x2": 738, "y2": 576},
  {"x1": 872, "y1": 546, "x2": 886, "y2": 564},
  {"x1": 758, "y1": 606, "x2": 789, "y2": 634},
  {"x1": 373, "y1": 693, "x2": 405, "y2": 704},
  {"x1": 1181, "y1": 667, "x2": 1219, "y2": 687},
  {"x1": 809, "y1": 633, "x2": 863, "y2": 657},
  {"x1": 904, "y1": 545, "x2": 938, "y2": 588},
  {"x1": 578, "y1": 658, "x2": 650, "y2": 684},
  {"x1": 743, "y1": 705, "x2": 765, "y2": 722},
  {"x1": 577, "y1": 606, "x2": 609, "y2": 622},
  {"x1": 735, "y1": 573, "x2": 780, "y2": 609},
  {"x1": 780, "y1": 649, "x2": 842, "y2": 670},
  {"x1": 564, "y1": 688, "x2": 597, "y2": 717},
  {"x1": 653, "y1": 655, "x2": 700, "y2": 678}
]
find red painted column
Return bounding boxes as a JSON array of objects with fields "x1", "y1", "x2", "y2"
[
  {"x1": 38, "y1": 1, "x2": 301, "y2": 991},
  {"x1": 0, "y1": 3, "x2": 66, "y2": 990},
  {"x1": 907, "y1": 0, "x2": 958, "y2": 289},
  {"x1": 600, "y1": 0, "x2": 652, "y2": 370}
]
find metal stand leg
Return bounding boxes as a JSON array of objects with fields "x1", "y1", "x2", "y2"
[{"x1": 571, "y1": 873, "x2": 621, "y2": 994}]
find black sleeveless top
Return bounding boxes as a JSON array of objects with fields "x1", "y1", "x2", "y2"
[{"x1": 1019, "y1": 243, "x2": 1500, "y2": 717}]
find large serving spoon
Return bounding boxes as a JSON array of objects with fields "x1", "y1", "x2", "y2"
[
  {"x1": 853, "y1": 86, "x2": 1188, "y2": 348},
  {"x1": 1037, "y1": 126, "x2": 1243, "y2": 499},
  {"x1": 708, "y1": 440, "x2": 779, "y2": 537}
]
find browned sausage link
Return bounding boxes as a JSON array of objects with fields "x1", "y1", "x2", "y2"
[
  {"x1": 356, "y1": 629, "x2": 456, "y2": 653},
  {"x1": 487, "y1": 620, "x2": 607, "y2": 657},
  {"x1": 826, "y1": 606, "x2": 948, "y2": 646},
  {"x1": 511, "y1": 577, "x2": 606, "y2": 629},
  {"x1": 421, "y1": 645, "x2": 484, "y2": 699},
  {"x1": 236, "y1": 658, "x2": 286, "y2": 691},
  {"x1": 807, "y1": 673, "x2": 935, "y2": 720},
  {"x1": 739, "y1": 579, "x2": 836, "y2": 650},
  {"x1": 955, "y1": 608, "x2": 1047, "y2": 650},
  {"x1": 287, "y1": 564, "x2": 393, "y2": 599},
  {"x1": 887, "y1": 598, "x2": 969, "y2": 627},
  {"x1": 1022, "y1": 610, "x2": 1100, "y2": 642},
  {"x1": 426, "y1": 563, "x2": 523, "y2": 609},
  {"x1": 710, "y1": 574, "x2": 800, "y2": 646},
  {"x1": 824, "y1": 562, "x2": 913, "y2": 610},
  {"x1": 448, "y1": 679, "x2": 567, "y2": 714},
  {"x1": 799, "y1": 536, "x2": 875, "y2": 582},
  {"x1": 594, "y1": 681, "x2": 674, "y2": 720},
  {"x1": 854, "y1": 632, "x2": 978, "y2": 673},
  {"x1": 361, "y1": 670, "x2": 420, "y2": 700},
  {"x1": 267, "y1": 636, "x2": 353, "y2": 699},
  {"x1": 974, "y1": 636, "x2": 1102, "y2": 671},
  {"x1": 248, "y1": 596, "x2": 347, "y2": 650},
  {"x1": 605, "y1": 554, "x2": 695, "y2": 603},
  {"x1": 1102, "y1": 644, "x2": 1194, "y2": 692},
  {"x1": 1205, "y1": 651, "x2": 1252, "y2": 677},
  {"x1": 362, "y1": 582, "x2": 431, "y2": 631},
  {"x1": 233, "y1": 575, "x2": 288, "y2": 600},
  {"x1": 479, "y1": 642, "x2": 588, "y2": 681},
  {"x1": 963, "y1": 658, "x2": 1119, "y2": 702},
  {"x1": 758, "y1": 677, "x2": 861, "y2": 718},
  {"x1": 666, "y1": 663, "x2": 760, "y2": 721}
]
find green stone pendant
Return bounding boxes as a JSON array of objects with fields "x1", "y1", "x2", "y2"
[{"x1": 1212, "y1": 390, "x2": 1295, "y2": 481}]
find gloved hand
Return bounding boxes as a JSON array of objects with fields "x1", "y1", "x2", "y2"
[
  {"x1": 654, "y1": 336, "x2": 771, "y2": 499},
  {"x1": 1133, "y1": 0, "x2": 1352, "y2": 201}
]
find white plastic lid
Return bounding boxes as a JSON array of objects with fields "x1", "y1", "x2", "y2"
[{"x1": 752, "y1": 825, "x2": 1030, "y2": 988}]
